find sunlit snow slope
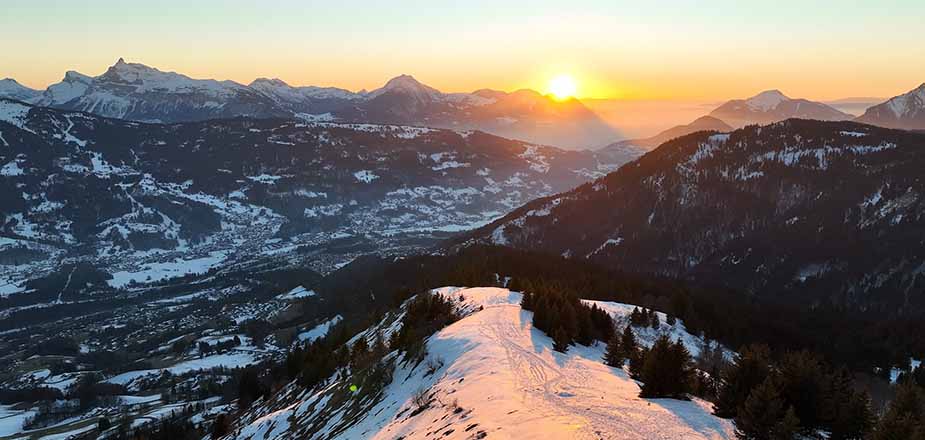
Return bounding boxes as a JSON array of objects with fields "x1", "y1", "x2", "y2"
[{"x1": 227, "y1": 287, "x2": 733, "y2": 440}]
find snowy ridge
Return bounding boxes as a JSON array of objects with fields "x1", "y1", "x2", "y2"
[
  {"x1": 856, "y1": 83, "x2": 925, "y2": 130},
  {"x1": 744, "y1": 89, "x2": 789, "y2": 111},
  {"x1": 225, "y1": 287, "x2": 733, "y2": 440}
]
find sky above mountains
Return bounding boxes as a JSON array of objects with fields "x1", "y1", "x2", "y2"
[{"x1": 3, "y1": 0, "x2": 924, "y2": 101}]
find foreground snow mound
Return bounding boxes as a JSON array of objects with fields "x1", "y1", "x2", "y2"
[{"x1": 227, "y1": 287, "x2": 733, "y2": 440}]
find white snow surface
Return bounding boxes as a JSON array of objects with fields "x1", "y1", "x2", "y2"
[
  {"x1": 278, "y1": 286, "x2": 317, "y2": 300},
  {"x1": 744, "y1": 90, "x2": 789, "y2": 111},
  {"x1": 229, "y1": 287, "x2": 733, "y2": 440},
  {"x1": 297, "y1": 315, "x2": 344, "y2": 343}
]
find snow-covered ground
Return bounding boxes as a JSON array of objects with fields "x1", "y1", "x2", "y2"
[
  {"x1": 229, "y1": 287, "x2": 734, "y2": 440},
  {"x1": 277, "y1": 285, "x2": 316, "y2": 300},
  {"x1": 0, "y1": 405, "x2": 37, "y2": 437},
  {"x1": 107, "y1": 250, "x2": 230, "y2": 288},
  {"x1": 297, "y1": 315, "x2": 343, "y2": 343}
]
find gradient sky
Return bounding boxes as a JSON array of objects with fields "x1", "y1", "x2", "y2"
[{"x1": 3, "y1": 0, "x2": 924, "y2": 100}]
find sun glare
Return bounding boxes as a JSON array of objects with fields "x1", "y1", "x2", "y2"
[{"x1": 548, "y1": 74, "x2": 578, "y2": 100}]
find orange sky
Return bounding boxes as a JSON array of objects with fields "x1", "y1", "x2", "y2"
[{"x1": 3, "y1": 1, "x2": 924, "y2": 101}]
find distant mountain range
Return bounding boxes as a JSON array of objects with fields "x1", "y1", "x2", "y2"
[
  {"x1": 708, "y1": 89, "x2": 853, "y2": 128},
  {"x1": 4, "y1": 60, "x2": 923, "y2": 151},
  {"x1": 597, "y1": 87, "x2": 925, "y2": 153},
  {"x1": 461, "y1": 119, "x2": 925, "y2": 312},
  {"x1": 0, "y1": 98, "x2": 636, "y2": 283},
  {"x1": 0, "y1": 59, "x2": 617, "y2": 149}
]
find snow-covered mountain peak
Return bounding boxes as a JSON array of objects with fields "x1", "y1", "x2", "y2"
[
  {"x1": 249, "y1": 77, "x2": 360, "y2": 101},
  {"x1": 62, "y1": 70, "x2": 92, "y2": 83},
  {"x1": 710, "y1": 89, "x2": 850, "y2": 127},
  {"x1": 0, "y1": 78, "x2": 40, "y2": 103},
  {"x1": 95, "y1": 58, "x2": 246, "y2": 96},
  {"x1": 249, "y1": 77, "x2": 290, "y2": 88},
  {"x1": 855, "y1": 82, "x2": 925, "y2": 129},
  {"x1": 745, "y1": 89, "x2": 790, "y2": 110},
  {"x1": 886, "y1": 83, "x2": 925, "y2": 117},
  {"x1": 369, "y1": 74, "x2": 443, "y2": 101}
]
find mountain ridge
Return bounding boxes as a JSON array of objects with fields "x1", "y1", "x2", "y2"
[
  {"x1": 457, "y1": 118, "x2": 925, "y2": 311},
  {"x1": 0, "y1": 59, "x2": 618, "y2": 149}
]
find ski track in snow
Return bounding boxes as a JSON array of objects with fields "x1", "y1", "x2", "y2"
[{"x1": 468, "y1": 300, "x2": 731, "y2": 439}]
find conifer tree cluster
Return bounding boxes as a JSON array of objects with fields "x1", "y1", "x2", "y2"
[
  {"x1": 872, "y1": 363, "x2": 925, "y2": 439},
  {"x1": 714, "y1": 345, "x2": 875, "y2": 439},
  {"x1": 603, "y1": 325, "x2": 638, "y2": 369},
  {"x1": 389, "y1": 293, "x2": 460, "y2": 355},
  {"x1": 517, "y1": 281, "x2": 613, "y2": 353},
  {"x1": 636, "y1": 335, "x2": 694, "y2": 399},
  {"x1": 629, "y1": 306, "x2": 661, "y2": 329}
]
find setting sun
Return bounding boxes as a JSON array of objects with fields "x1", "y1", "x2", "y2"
[{"x1": 548, "y1": 74, "x2": 578, "y2": 100}]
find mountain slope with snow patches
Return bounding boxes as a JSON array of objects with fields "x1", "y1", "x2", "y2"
[
  {"x1": 225, "y1": 287, "x2": 733, "y2": 440},
  {"x1": 856, "y1": 83, "x2": 925, "y2": 130},
  {"x1": 461, "y1": 119, "x2": 925, "y2": 311},
  {"x1": 0, "y1": 99, "x2": 633, "y2": 292}
]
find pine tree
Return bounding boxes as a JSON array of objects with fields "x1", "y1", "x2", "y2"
[
  {"x1": 872, "y1": 382, "x2": 925, "y2": 440},
  {"x1": 714, "y1": 344, "x2": 772, "y2": 419},
  {"x1": 734, "y1": 376, "x2": 795, "y2": 440},
  {"x1": 603, "y1": 333, "x2": 624, "y2": 367},
  {"x1": 552, "y1": 326, "x2": 570, "y2": 353},
  {"x1": 639, "y1": 336, "x2": 693, "y2": 398},
  {"x1": 666, "y1": 314, "x2": 677, "y2": 326},
  {"x1": 211, "y1": 413, "x2": 230, "y2": 439},
  {"x1": 826, "y1": 368, "x2": 873, "y2": 439},
  {"x1": 629, "y1": 346, "x2": 648, "y2": 380},
  {"x1": 630, "y1": 307, "x2": 644, "y2": 326},
  {"x1": 773, "y1": 407, "x2": 801, "y2": 440},
  {"x1": 519, "y1": 291, "x2": 533, "y2": 310},
  {"x1": 620, "y1": 325, "x2": 638, "y2": 354},
  {"x1": 650, "y1": 311, "x2": 661, "y2": 329},
  {"x1": 577, "y1": 314, "x2": 594, "y2": 346}
]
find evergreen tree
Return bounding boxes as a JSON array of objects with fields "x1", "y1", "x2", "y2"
[
  {"x1": 734, "y1": 376, "x2": 797, "y2": 440},
  {"x1": 826, "y1": 368, "x2": 874, "y2": 439},
  {"x1": 650, "y1": 311, "x2": 661, "y2": 329},
  {"x1": 714, "y1": 344, "x2": 772, "y2": 418},
  {"x1": 630, "y1": 307, "x2": 645, "y2": 326},
  {"x1": 639, "y1": 336, "x2": 693, "y2": 398},
  {"x1": 350, "y1": 337, "x2": 371, "y2": 370},
  {"x1": 211, "y1": 413, "x2": 230, "y2": 439},
  {"x1": 629, "y1": 346, "x2": 648, "y2": 380},
  {"x1": 775, "y1": 407, "x2": 801, "y2": 440},
  {"x1": 776, "y1": 350, "x2": 828, "y2": 429},
  {"x1": 872, "y1": 382, "x2": 925, "y2": 440},
  {"x1": 519, "y1": 290, "x2": 533, "y2": 310},
  {"x1": 666, "y1": 314, "x2": 677, "y2": 326},
  {"x1": 620, "y1": 325, "x2": 638, "y2": 354},
  {"x1": 603, "y1": 332, "x2": 624, "y2": 367},
  {"x1": 552, "y1": 326, "x2": 570, "y2": 353}
]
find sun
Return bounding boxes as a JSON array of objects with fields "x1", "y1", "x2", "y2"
[{"x1": 548, "y1": 74, "x2": 578, "y2": 100}]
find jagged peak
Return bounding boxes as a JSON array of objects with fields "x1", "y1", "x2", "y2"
[{"x1": 62, "y1": 70, "x2": 93, "y2": 83}]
